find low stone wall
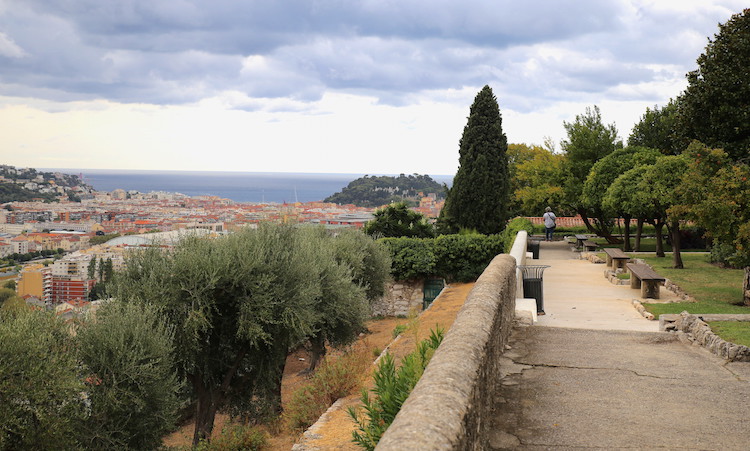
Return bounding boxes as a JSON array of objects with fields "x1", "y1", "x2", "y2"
[
  {"x1": 371, "y1": 280, "x2": 425, "y2": 317},
  {"x1": 670, "y1": 312, "x2": 750, "y2": 362},
  {"x1": 376, "y1": 254, "x2": 517, "y2": 450}
]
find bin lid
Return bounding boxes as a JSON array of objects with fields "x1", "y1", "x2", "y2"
[{"x1": 518, "y1": 265, "x2": 550, "y2": 278}]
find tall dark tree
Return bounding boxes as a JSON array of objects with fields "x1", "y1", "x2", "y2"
[
  {"x1": 438, "y1": 85, "x2": 509, "y2": 234},
  {"x1": 678, "y1": 8, "x2": 750, "y2": 161}
]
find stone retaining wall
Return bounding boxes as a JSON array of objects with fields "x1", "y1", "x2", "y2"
[
  {"x1": 670, "y1": 312, "x2": 750, "y2": 362},
  {"x1": 371, "y1": 280, "x2": 425, "y2": 317},
  {"x1": 376, "y1": 254, "x2": 517, "y2": 450}
]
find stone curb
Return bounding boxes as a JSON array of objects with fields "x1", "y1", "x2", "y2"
[
  {"x1": 631, "y1": 299, "x2": 655, "y2": 320},
  {"x1": 668, "y1": 311, "x2": 750, "y2": 362}
]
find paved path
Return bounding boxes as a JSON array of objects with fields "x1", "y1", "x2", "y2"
[{"x1": 491, "y1": 240, "x2": 750, "y2": 450}]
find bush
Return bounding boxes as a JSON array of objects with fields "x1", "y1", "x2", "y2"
[
  {"x1": 348, "y1": 328, "x2": 444, "y2": 450},
  {"x1": 380, "y1": 234, "x2": 504, "y2": 283},
  {"x1": 379, "y1": 237, "x2": 436, "y2": 280},
  {"x1": 433, "y1": 234, "x2": 504, "y2": 283},
  {"x1": 194, "y1": 424, "x2": 268, "y2": 451},
  {"x1": 710, "y1": 241, "x2": 750, "y2": 268},
  {"x1": 501, "y1": 218, "x2": 535, "y2": 252},
  {"x1": 284, "y1": 347, "x2": 371, "y2": 430}
]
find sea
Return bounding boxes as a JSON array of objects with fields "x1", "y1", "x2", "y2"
[{"x1": 45, "y1": 169, "x2": 453, "y2": 204}]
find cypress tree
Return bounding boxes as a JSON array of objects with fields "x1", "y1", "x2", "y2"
[{"x1": 438, "y1": 85, "x2": 509, "y2": 234}]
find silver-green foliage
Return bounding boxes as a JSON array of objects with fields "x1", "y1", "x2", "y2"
[
  {"x1": 0, "y1": 310, "x2": 85, "y2": 450},
  {"x1": 77, "y1": 301, "x2": 181, "y2": 450},
  {"x1": 109, "y1": 224, "x2": 390, "y2": 444}
]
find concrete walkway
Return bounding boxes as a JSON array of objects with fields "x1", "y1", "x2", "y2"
[{"x1": 491, "y1": 240, "x2": 750, "y2": 450}]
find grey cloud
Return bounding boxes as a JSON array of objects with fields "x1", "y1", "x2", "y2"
[{"x1": 0, "y1": 0, "x2": 741, "y2": 110}]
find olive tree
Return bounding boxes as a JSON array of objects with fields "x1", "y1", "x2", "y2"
[
  {"x1": 110, "y1": 224, "x2": 378, "y2": 444},
  {"x1": 0, "y1": 310, "x2": 85, "y2": 450},
  {"x1": 77, "y1": 301, "x2": 181, "y2": 450}
]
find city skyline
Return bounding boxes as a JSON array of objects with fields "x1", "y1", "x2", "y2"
[{"x1": 1, "y1": 0, "x2": 744, "y2": 174}]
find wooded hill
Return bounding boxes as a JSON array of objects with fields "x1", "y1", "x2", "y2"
[{"x1": 324, "y1": 174, "x2": 446, "y2": 207}]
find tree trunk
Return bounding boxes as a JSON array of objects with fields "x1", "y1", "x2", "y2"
[
  {"x1": 744, "y1": 267, "x2": 750, "y2": 306},
  {"x1": 634, "y1": 218, "x2": 644, "y2": 252},
  {"x1": 669, "y1": 220, "x2": 683, "y2": 269},
  {"x1": 192, "y1": 379, "x2": 219, "y2": 446},
  {"x1": 654, "y1": 220, "x2": 666, "y2": 258},
  {"x1": 579, "y1": 209, "x2": 620, "y2": 244},
  {"x1": 307, "y1": 334, "x2": 327, "y2": 373},
  {"x1": 622, "y1": 215, "x2": 632, "y2": 252}
]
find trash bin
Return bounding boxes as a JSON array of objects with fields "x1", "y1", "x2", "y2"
[
  {"x1": 527, "y1": 239, "x2": 541, "y2": 259},
  {"x1": 519, "y1": 265, "x2": 550, "y2": 314}
]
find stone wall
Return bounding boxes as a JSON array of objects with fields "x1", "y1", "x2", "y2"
[
  {"x1": 670, "y1": 312, "x2": 750, "y2": 362},
  {"x1": 371, "y1": 280, "x2": 425, "y2": 317},
  {"x1": 376, "y1": 254, "x2": 517, "y2": 450}
]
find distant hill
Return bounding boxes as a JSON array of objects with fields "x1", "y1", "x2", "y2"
[
  {"x1": 324, "y1": 174, "x2": 445, "y2": 208},
  {"x1": 0, "y1": 165, "x2": 93, "y2": 203},
  {"x1": 0, "y1": 183, "x2": 58, "y2": 203}
]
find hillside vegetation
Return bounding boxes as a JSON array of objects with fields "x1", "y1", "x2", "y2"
[{"x1": 324, "y1": 174, "x2": 445, "y2": 207}]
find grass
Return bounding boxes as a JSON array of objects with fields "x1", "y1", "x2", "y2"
[
  {"x1": 706, "y1": 322, "x2": 750, "y2": 348},
  {"x1": 635, "y1": 253, "x2": 749, "y2": 316},
  {"x1": 633, "y1": 253, "x2": 750, "y2": 347}
]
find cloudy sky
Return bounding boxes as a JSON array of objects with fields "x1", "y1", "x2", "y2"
[{"x1": 0, "y1": 0, "x2": 745, "y2": 175}]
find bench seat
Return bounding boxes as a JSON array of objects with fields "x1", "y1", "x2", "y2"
[
  {"x1": 603, "y1": 248, "x2": 630, "y2": 270},
  {"x1": 582, "y1": 240, "x2": 598, "y2": 251},
  {"x1": 626, "y1": 263, "x2": 666, "y2": 299}
]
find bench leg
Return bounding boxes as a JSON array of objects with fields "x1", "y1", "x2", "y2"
[
  {"x1": 630, "y1": 275, "x2": 641, "y2": 290},
  {"x1": 641, "y1": 281, "x2": 660, "y2": 299},
  {"x1": 613, "y1": 259, "x2": 625, "y2": 271},
  {"x1": 606, "y1": 255, "x2": 613, "y2": 266}
]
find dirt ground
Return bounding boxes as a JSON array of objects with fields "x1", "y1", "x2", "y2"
[{"x1": 162, "y1": 282, "x2": 473, "y2": 450}]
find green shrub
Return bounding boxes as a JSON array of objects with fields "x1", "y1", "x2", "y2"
[
  {"x1": 379, "y1": 237, "x2": 436, "y2": 280},
  {"x1": 391, "y1": 324, "x2": 408, "y2": 338},
  {"x1": 285, "y1": 348, "x2": 370, "y2": 430},
  {"x1": 380, "y1": 234, "x2": 503, "y2": 283},
  {"x1": 501, "y1": 218, "x2": 535, "y2": 252},
  {"x1": 194, "y1": 424, "x2": 268, "y2": 451},
  {"x1": 433, "y1": 234, "x2": 504, "y2": 283},
  {"x1": 348, "y1": 328, "x2": 444, "y2": 450}
]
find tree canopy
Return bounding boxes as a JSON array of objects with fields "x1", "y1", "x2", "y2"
[
  {"x1": 110, "y1": 224, "x2": 388, "y2": 444},
  {"x1": 438, "y1": 85, "x2": 510, "y2": 234},
  {"x1": 365, "y1": 202, "x2": 434, "y2": 238},
  {"x1": 678, "y1": 8, "x2": 750, "y2": 161},
  {"x1": 628, "y1": 99, "x2": 683, "y2": 154}
]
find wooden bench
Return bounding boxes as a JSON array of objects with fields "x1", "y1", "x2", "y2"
[
  {"x1": 603, "y1": 248, "x2": 630, "y2": 270},
  {"x1": 574, "y1": 234, "x2": 588, "y2": 248},
  {"x1": 582, "y1": 240, "x2": 598, "y2": 252},
  {"x1": 626, "y1": 263, "x2": 665, "y2": 299}
]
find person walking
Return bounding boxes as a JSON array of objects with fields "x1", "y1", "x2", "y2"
[{"x1": 543, "y1": 206, "x2": 556, "y2": 241}]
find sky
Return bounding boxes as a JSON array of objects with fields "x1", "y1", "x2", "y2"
[{"x1": 0, "y1": 0, "x2": 746, "y2": 175}]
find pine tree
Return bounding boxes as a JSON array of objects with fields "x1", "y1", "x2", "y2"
[{"x1": 438, "y1": 85, "x2": 509, "y2": 234}]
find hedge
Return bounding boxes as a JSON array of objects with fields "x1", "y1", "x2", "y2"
[{"x1": 380, "y1": 234, "x2": 504, "y2": 283}]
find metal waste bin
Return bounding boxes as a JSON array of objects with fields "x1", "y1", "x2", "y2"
[
  {"x1": 527, "y1": 239, "x2": 541, "y2": 259},
  {"x1": 519, "y1": 265, "x2": 550, "y2": 314}
]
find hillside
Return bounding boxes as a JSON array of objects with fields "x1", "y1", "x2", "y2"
[
  {"x1": 324, "y1": 174, "x2": 445, "y2": 208},
  {"x1": 0, "y1": 165, "x2": 93, "y2": 203}
]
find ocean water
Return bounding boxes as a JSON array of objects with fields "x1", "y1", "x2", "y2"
[{"x1": 48, "y1": 169, "x2": 453, "y2": 204}]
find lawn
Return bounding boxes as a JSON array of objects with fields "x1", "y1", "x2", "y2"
[
  {"x1": 706, "y1": 321, "x2": 750, "y2": 348},
  {"x1": 636, "y1": 253, "x2": 749, "y2": 316}
]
